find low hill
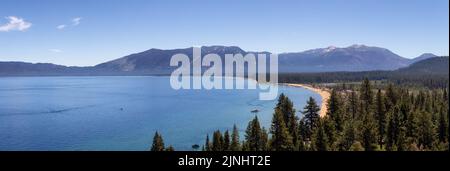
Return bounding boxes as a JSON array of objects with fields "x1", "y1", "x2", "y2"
[
  {"x1": 396, "y1": 56, "x2": 449, "y2": 75},
  {"x1": 278, "y1": 57, "x2": 449, "y2": 88}
]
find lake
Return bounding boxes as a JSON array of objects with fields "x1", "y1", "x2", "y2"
[{"x1": 0, "y1": 76, "x2": 321, "y2": 151}]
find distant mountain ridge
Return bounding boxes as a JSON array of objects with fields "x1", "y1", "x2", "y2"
[
  {"x1": 0, "y1": 45, "x2": 441, "y2": 76},
  {"x1": 410, "y1": 53, "x2": 438, "y2": 63},
  {"x1": 94, "y1": 44, "x2": 438, "y2": 73},
  {"x1": 94, "y1": 46, "x2": 249, "y2": 74},
  {"x1": 0, "y1": 62, "x2": 93, "y2": 76},
  {"x1": 279, "y1": 44, "x2": 413, "y2": 72}
]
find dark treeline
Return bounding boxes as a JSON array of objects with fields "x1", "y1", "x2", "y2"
[
  {"x1": 278, "y1": 71, "x2": 448, "y2": 89},
  {"x1": 152, "y1": 78, "x2": 449, "y2": 151}
]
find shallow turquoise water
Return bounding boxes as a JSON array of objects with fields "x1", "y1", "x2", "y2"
[{"x1": 0, "y1": 76, "x2": 321, "y2": 150}]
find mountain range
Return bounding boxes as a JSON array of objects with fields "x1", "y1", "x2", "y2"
[{"x1": 0, "y1": 45, "x2": 442, "y2": 76}]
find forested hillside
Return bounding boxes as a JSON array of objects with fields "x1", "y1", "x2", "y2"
[{"x1": 152, "y1": 79, "x2": 449, "y2": 151}]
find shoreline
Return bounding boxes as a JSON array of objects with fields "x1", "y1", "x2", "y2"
[{"x1": 283, "y1": 83, "x2": 330, "y2": 117}]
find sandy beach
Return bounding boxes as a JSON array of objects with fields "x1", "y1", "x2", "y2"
[{"x1": 285, "y1": 83, "x2": 330, "y2": 117}]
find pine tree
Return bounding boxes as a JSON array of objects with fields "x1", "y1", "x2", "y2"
[
  {"x1": 205, "y1": 134, "x2": 211, "y2": 151},
  {"x1": 405, "y1": 110, "x2": 419, "y2": 141},
  {"x1": 399, "y1": 100, "x2": 411, "y2": 124},
  {"x1": 241, "y1": 140, "x2": 249, "y2": 151},
  {"x1": 223, "y1": 130, "x2": 231, "y2": 151},
  {"x1": 386, "y1": 110, "x2": 397, "y2": 151},
  {"x1": 275, "y1": 94, "x2": 299, "y2": 146},
  {"x1": 297, "y1": 133, "x2": 306, "y2": 151},
  {"x1": 423, "y1": 92, "x2": 433, "y2": 113},
  {"x1": 375, "y1": 89, "x2": 387, "y2": 148},
  {"x1": 298, "y1": 119, "x2": 308, "y2": 151},
  {"x1": 275, "y1": 93, "x2": 291, "y2": 125},
  {"x1": 348, "y1": 90, "x2": 359, "y2": 119},
  {"x1": 360, "y1": 78, "x2": 374, "y2": 114},
  {"x1": 287, "y1": 113, "x2": 300, "y2": 149},
  {"x1": 312, "y1": 119, "x2": 328, "y2": 151},
  {"x1": 396, "y1": 126, "x2": 407, "y2": 151},
  {"x1": 327, "y1": 89, "x2": 344, "y2": 132},
  {"x1": 323, "y1": 116, "x2": 337, "y2": 149},
  {"x1": 443, "y1": 88, "x2": 448, "y2": 103},
  {"x1": 438, "y1": 106, "x2": 449, "y2": 143},
  {"x1": 418, "y1": 111, "x2": 436, "y2": 149},
  {"x1": 362, "y1": 113, "x2": 378, "y2": 151},
  {"x1": 230, "y1": 124, "x2": 241, "y2": 151},
  {"x1": 270, "y1": 110, "x2": 295, "y2": 151},
  {"x1": 212, "y1": 130, "x2": 224, "y2": 151},
  {"x1": 416, "y1": 91, "x2": 426, "y2": 111},
  {"x1": 245, "y1": 116, "x2": 265, "y2": 151},
  {"x1": 410, "y1": 92, "x2": 416, "y2": 111},
  {"x1": 339, "y1": 121, "x2": 356, "y2": 151},
  {"x1": 150, "y1": 131, "x2": 165, "y2": 151},
  {"x1": 385, "y1": 84, "x2": 397, "y2": 110},
  {"x1": 302, "y1": 97, "x2": 321, "y2": 139}
]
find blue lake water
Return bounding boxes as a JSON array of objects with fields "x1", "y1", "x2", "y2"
[{"x1": 0, "y1": 76, "x2": 321, "y2": 151}]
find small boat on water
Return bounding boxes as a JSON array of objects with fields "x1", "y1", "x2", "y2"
[{"x1": 251, "y1": 109, "x2": 259, "y2": 113}]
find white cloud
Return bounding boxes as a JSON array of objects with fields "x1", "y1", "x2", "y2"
[
  {"x1": 56, "y1": 24, "x2": 66, "y2": 30},
  {"x1": 57, "y1": 17, "x2": 82, "y2": 30},
  {"x1": 0, "y1": 16, "x2": 32, "y2": 32},
  {"x1": 49, "y1": 49, "x2": 63, "y2": 53},
  {"x1": 72, "y1": 17, "x2": 81, "y2": 26}
]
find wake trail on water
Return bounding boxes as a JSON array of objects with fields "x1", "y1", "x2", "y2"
[
  {"x1": 0, "y1": 104, "x2": 99, "y2": 117},
  {"x1": 0, "y1": 95, "x2": 164, "y2": 117}
]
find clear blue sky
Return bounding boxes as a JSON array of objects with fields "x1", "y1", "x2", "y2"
[{"x1": 0, "y1": 0, "x2": 448, "y2": 66}]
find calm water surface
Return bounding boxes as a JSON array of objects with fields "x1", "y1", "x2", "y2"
[{"x1": 0, "y1": 76, "x2": 321, "y2": 150}]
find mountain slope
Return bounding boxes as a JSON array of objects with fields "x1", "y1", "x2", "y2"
[
  {"x1": 411, "y1": 53, "x2": 438, "y2": 63},
  {"x1": 396, "y1": 56, "x2": 449, "y2": 75},
  {"x1": 95, "y1": 45, "x2": 416, "y2": 74},
  {"x1": 278, "y1": 45, "x2": 411, "y2": 72},
  {"x1": 0, "y1": 45, "x2": 442, "y2": 76},
  {"x1": 94, "y1": 46, "x2": 248, "y2": 74}
]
